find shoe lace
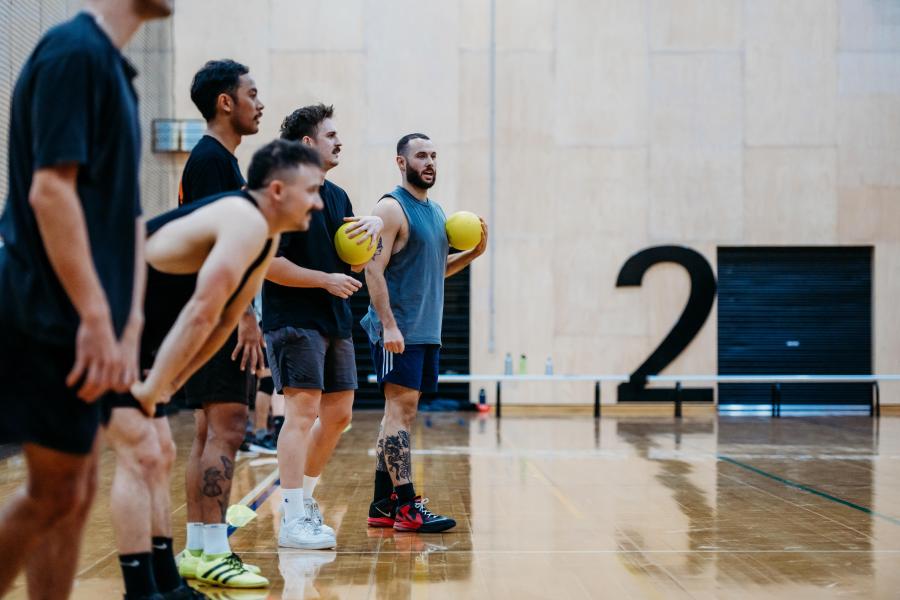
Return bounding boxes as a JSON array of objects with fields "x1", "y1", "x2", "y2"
[
  {"x1": 225, "y1": 553, "x2": 249, "y2": 572},
  {"x1": 306, "y1": 500, "x2": 324, "y2": 527},
  {"x1": 414, "y1": 497, "x2": 438, "y2": 519}
]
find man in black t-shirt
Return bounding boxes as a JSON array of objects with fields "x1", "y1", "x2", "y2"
[
  {"x1": 0, "y1": 3, "x2": 172, "y2": 598},
  {"x1": 173, "y1": 59, "x2": 269, "y2": 581},
  {"x1": 264, "y1": 104, "x2": 382, "y2": 549}
]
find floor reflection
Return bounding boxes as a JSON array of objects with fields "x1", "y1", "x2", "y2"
[{"x1": 1, "y1": 411, "x2": 899, "y2": 599}]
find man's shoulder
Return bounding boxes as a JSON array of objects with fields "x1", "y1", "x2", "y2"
[
  {"x1": 197, "y1": 194, "x2": 266, "y2": 236},
  {"x1": 33, "y1": 15, "x2": 111, "y2": 68},
  {"x1": 185, "y1": 137, "x2": 231, "y2": 166},
  {"x1": 322, "y1": 179, "x2": 350, "y2": 202}
]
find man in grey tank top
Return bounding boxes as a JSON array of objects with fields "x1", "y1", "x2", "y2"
[{"x1": 361, "y1": 134, "x2": 487, "y2": 532}]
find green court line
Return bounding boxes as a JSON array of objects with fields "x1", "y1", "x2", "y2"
[{"x1": 718, "y1": 455, "x2": 900, "y2": 527}]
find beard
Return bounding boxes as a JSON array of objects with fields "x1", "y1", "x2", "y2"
[
  {"x1": 406, "y1": 166, "x2": 435, "y2": 190},
  {"x1": 134, "y1": 0, "x2": 173, "y2": 18}
]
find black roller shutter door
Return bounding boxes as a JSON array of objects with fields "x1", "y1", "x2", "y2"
[{"x1": 717, "y1": 247, "x2": 872, "y2": 406}]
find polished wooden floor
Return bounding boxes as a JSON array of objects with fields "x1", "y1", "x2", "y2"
[{"x1": 2, "y1": 410, "x2": 900, "y2": 599}]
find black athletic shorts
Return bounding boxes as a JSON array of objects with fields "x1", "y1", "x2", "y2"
[
  {"x1": 265, "y1": 326, "x2": 357, "y2": 394},
  {"x1": 183, "y1": 328, "x2": 256, "y2": 408},
  {"x1": 102, "y1": 394, "x2": 167, "y2": 420},
  {"x1": 258, "y1": 376, "x2": 274, "y2": 395},
  {"x1": 0, "y1": 325, "x2": 109, "y2": 455}
]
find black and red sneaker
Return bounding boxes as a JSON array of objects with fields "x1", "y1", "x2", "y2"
[
  {"x1": 367, "y1": 493, "x2": 398, "y2": 527},
  {"x1": 393, "y1": 497, "x2": 456, "y2": 533}
]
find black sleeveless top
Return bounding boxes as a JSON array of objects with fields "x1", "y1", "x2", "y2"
[{"x1": 141, "y1": 190, "x2": 272, "y2": 366}]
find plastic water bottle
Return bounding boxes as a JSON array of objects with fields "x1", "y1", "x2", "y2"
[
  {"x1": 504, "y1": 353, "x2": 513, "y2": 375},
  {"x1": 477, "y1": 387, "x2": 489, "y2": 412},
  {"x1": 518, "y1": 354, "x2": 527, "y2": 374},
  {"x1": 545, "y1": 356, "x2": 553, "y2": 375}
]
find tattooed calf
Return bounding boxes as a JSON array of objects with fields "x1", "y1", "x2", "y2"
[
  {"x1": 376, "y1": 426, "x2": 388, "y2": 472},
  {"x1": 383, "y1": 430, "x2": 411, "y2": 482}
]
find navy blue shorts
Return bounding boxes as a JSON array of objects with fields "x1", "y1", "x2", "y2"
[{"x1": 370, "y1": 342, "x2": 440, "y2": 393}]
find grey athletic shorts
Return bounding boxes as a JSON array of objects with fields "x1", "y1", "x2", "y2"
[{"x1": 265, "y1": 326, "x2": 358, "y2": 394}]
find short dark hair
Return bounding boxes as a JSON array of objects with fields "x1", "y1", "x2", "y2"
[
  {"x1": 190, "y1": 59, "x2": 249, "y2": 121},
  {"x1": 280, "y1": 104, "x2": 334, "y2": 141},
  {"x1": 247, "y1": 139, "x2": 322, "y2": 190},
  {"x1": 396, "y1": 133, "x2": 430, "y2": 157}
]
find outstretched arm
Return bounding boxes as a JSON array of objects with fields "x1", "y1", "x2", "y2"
[
  {"x1": 173, "y1": 247, "x2": 274, "y2": 391},
  {"x1": 365, "y1": 199, "x2": 405, "y2": 353},
  {"x1": 131, "y1": 207, "x2": 267, "y2": 413},
  {"x1": 267, "y1": 256, "x2": 362, "y2": 299},
  {"x1": 446, "y1": 218, "x2": 488, "y2": 278},
  {"x1": 116, "y1": 217, "x2": 146, "y2": 392}
]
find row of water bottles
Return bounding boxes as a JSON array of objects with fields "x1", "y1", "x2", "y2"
[{"x1": 503, "y1": 352, "x2": 553, "y2": 375}]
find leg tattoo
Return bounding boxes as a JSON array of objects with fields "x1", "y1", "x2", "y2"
[
  {"x1": 383, "y1": 430, "x2": 411, "y2": 482},
  {"x1": 376, "y1": 424, "x2": 388, "y2": 473},
  {"x1": 201, "y1": 456, "x2": 233, "y2": 521}
]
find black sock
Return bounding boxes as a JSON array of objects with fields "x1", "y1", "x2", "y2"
[
  {"x1": 374, "y1": 470, "x2": 394, "y2": 502},
  {"x1": 119, "y1": 552, "x2": 157, "y2": 598},
  {"x1": 272, "y1": 415, "x2": 285, "y2": 437},
  {"x1": 151, "y1": 537, "x2": 182, "y2": 593},
  {"x1": 395, "y1": 482, "x2": 416, "y2": 503}
]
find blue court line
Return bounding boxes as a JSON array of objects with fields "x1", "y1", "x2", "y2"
[
  {"x1": 227, "y1": 477, "x2": 281, "y2": 536},
  {"x1": 718, "y1": 455, "x2": 900, "y2": 527}
]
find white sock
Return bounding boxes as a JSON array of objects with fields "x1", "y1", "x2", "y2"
[
  {"x1": 202, "y1": 524, "x2": 231, "y2": 557},
  {"x1": 302, "y1": 475, "x2": 319, "y2": 499},
  {"x1": 186, "y1": 522, "x2": 204, "y2": 552},
  {"x1": 282, "y1": 487, "x2": 304, "y2": 522}
]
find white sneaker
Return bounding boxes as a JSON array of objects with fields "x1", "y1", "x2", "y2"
[
  {"x1": 278, "y1": 516, "x2": 336, "y2": 550},
  {"x1": 304, "y1": 498, "x2": 335, "y2": 538}
]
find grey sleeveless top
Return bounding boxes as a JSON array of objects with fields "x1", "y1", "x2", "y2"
[{"x1": 361, "y1": 186, "x2": 448, "y2": 345}]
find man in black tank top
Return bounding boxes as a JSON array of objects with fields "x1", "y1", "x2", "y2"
[
  {"x1": 102, "y1": 140, "x2": 324, "y2": 596},
  {"x1": 174, "y1": 60, "x2": 270, "y2": 580}
]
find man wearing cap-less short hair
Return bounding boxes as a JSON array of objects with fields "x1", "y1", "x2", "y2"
[
  {"x1": 264, "y1": 104, "x2": 382, "y2": 549},
  {"x1": 362, "y1": 133, "x2": 487, "y2": 533}
]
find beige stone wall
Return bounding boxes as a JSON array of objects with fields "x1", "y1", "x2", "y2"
[
  {"x1": 168, "y1": 0, "x2": 900, "y2": 404},
  {"x1": 5, "y1": 2, "x2": 894, "y2": 404}
]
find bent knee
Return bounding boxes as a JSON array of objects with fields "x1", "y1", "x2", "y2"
[
  {"x1": 324, "y1": 410, "x2": 352, "y2": 432},
  {"x1": 25, "y1": 480, "x2": 92, "y2": 525},
  {"x1": 159, "y1": 437, "x2": 177, "y2": 471},
  {"x1": 208, "y1": 430, "x2": 244, "y2": 453}
]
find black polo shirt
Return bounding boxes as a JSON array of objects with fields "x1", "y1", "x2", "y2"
[
  {"x1": 0, "y1": 12, "x2": 141, "y2": 343},
  {"x1": 262, "y1": 179, "x2": 355, "y2": 338},
  {"x1": 179, "y1": 135, "x2": 245, "y2": 205}
]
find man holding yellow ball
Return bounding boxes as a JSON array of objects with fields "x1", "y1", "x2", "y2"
[
  {"x1": 263, "y1": 104, "x2": 382, "y2": 550},
  {"x1": 362, "y1": 133, "x2": 487, "y2": 532}
]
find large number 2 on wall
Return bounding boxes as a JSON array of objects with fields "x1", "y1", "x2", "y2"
[{"x1": 616, "y1": 246, "x2": 717, "y2": 403}]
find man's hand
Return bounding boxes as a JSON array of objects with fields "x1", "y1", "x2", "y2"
[
  {"x1": 383, "y1": 325, "x2": 405, "y2": 354},
  {"x1": 471, "y1": 218, "x2": 488, "y2": 257},
  {"x1": 66, "y1": 310, "x2": 122, "y2": 402},
  {"x1": 323, "y1": 273, "x2": 362, "y2": 299},
  {"x1": 115, "y1": 314, "x2": 144, "y2": 393},
  {"x1": 343, "y1": 216, "x2": 384, "y2": 251},
  {"x1": 130, "y1": 377, "x2": 174, "y2": 418},
  {"x1": 233, "y1": 310, "x2": 265, "y2": 373}
]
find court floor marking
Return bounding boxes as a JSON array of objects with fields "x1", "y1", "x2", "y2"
[
  {"x1": 228, "y1": 467, "x2": 281, "y2": 536},
  {"x1": 718, "y1": 455, "x2": 900, "y2": 527}
]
